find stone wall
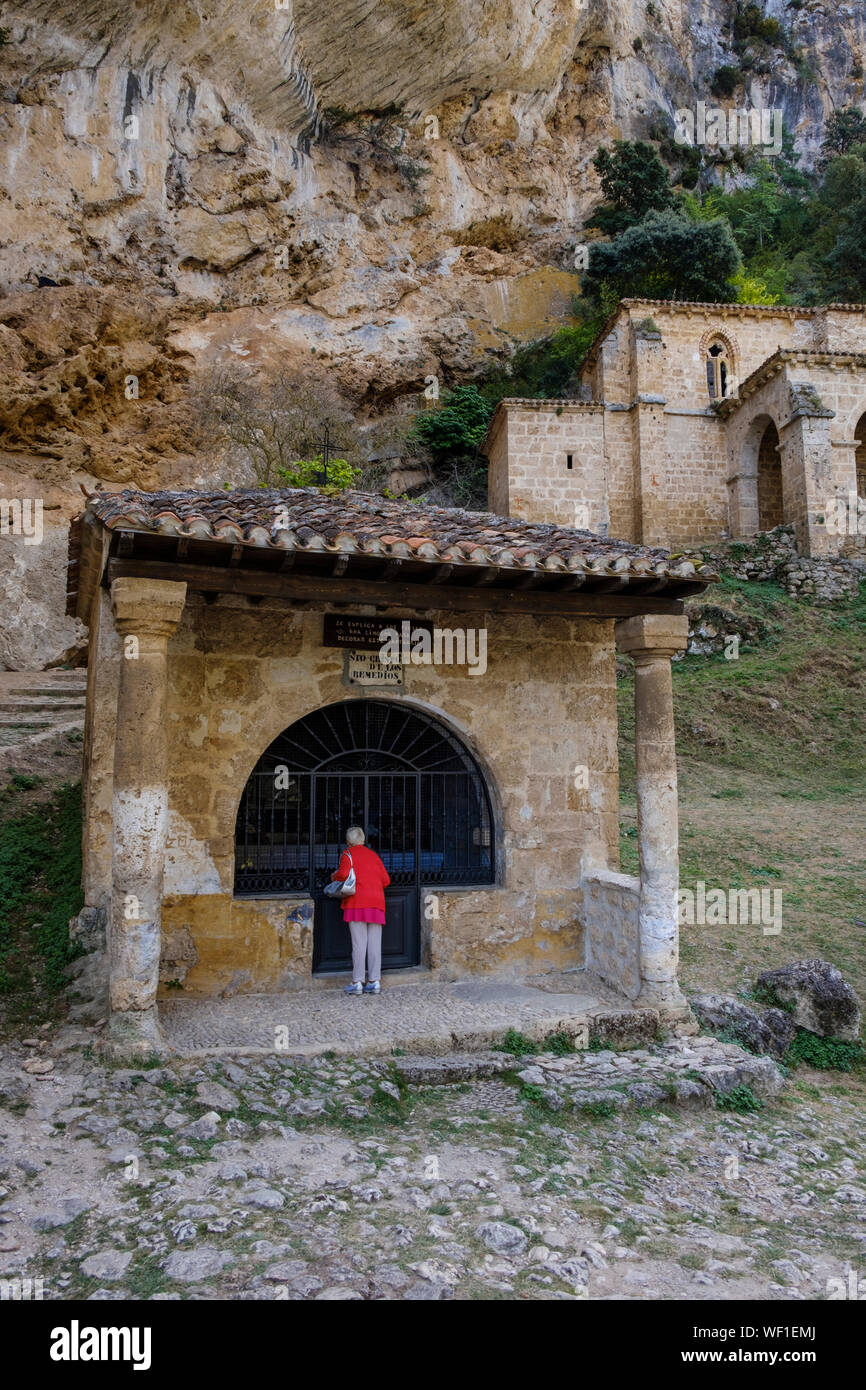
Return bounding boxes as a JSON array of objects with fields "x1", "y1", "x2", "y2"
[
  {"x1": 623, "y1": 303, "x2": 819, "y2": 412},
  {"x1": 577, "y1": 868, "x2": 640, "y2": 1001},
  {"x1": 684, "y1": 526, "x2": 865, "y2": 604},
  {"x1": 82, "y1": 591, "x2": 624, "y2": 996},
  {"x1": 484, "y1": 400, "x2": 606, "y2": 529}
]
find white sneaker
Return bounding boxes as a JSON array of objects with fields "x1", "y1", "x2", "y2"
[
  {"x1": 363, "y1": 980, "x2": 380, "y2": 994},
  {"x1": 344, "y1": 982, "x2": 362, "y2": 995}
]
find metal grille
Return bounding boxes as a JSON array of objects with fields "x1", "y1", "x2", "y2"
[{"x1": 234, "y1": 700, "x2": 495, "y2": 895}]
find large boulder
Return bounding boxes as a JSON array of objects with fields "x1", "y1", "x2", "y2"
[
  {"x1": 691, "y1": 994, "x2": 795, "y2": 1059},
  {"x1": 757, "y1": 960, "x2": 861, "y2": 1042}
]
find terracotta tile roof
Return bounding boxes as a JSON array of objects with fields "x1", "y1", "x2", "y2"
[{"x1": 83, "y1": 487, "x2": 718, "y2": 586}]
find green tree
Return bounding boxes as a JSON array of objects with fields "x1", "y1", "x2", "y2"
[
  {"x1": 821, "y1": 106, "x2": 866, "y2": 162},
  {"x1": 408, "y1": 385, "x2": 493, "y2": 457},
  {"x1": 480, "y1": 318, "x2": 604, "y2": 403},
  {"x1": 815, "y1": 145, "x2": 866, "y2": 300},
  {"x1": 730, "y1": 269, "x2": 779, "y2": 305},
  {"x1": 733, "y1": 4, "x2": 784, "y2": 46},
  {"x1": 276, "y1": 456, "x2": 361, "y2": 490},
  {"x1": 581, "y1": 210, "x2": 742, "y2": 304},
  {"x1": 588, "y1": 140, "x2": 675, "y2": 236}
]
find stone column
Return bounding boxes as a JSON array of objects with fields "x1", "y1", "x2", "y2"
[
  {"x1": 108, "y1": 577, "x2": 187, "y2": 1057},
  {"x1": 615, "y1": 612, "x2": 689, "y2": 1015}
]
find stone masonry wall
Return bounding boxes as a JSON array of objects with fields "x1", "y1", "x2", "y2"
[
  {"x1": 684, "y1": 526, "x2": 865, "y2": 603},
  {"x1": 492, "y1": 306, "x2": 866, "y2": 557},
  {"x1": 577, "y1": 868, "x2": 640, "y2": 1001},
  {"x1": 485, "y1": 401, "x2": 606, "y2": 530}
]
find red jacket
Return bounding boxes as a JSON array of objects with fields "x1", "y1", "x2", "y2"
[{"x1": 332, "y1": 845, "x2": 390, "y2": 912}]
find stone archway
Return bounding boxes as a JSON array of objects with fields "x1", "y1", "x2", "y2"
[
  {"x1": 756, "y1": 420, "x2": 783, "y2": 531},
  {"x1": 730, "y1": 412, "x2": 782, "y2": 537},
  {"x1": 233, "y1": 698, "x2": 497, "y2": 974},
  {"x1": 856, "y1": 411, "x2": 866, "y2": 501}
]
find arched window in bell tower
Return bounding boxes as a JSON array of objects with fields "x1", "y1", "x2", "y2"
[{"x1": 706, "y1": 339, "x2": 731, "y2": 401}]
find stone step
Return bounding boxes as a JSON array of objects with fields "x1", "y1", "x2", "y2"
[
  {"x1": 0, "y1": 699, "x2": 85, "y2": 713},
  {"x1": 4, "y1": 683, "x2": 86, "y2": 692},
  {"x1": 159, "y1": 978, "x2": 664, "y2": 1060},
  {"x1": 0, "y1": 705, "x2": 85, "y2": 717},
  {"x1": 393, "y1": 1038, "x2": 785, "y2": 1118},
  {"x1": 0, "y1": 716, "x2": 56, "y2": 728},
  {"x1": 0, "y1": 675, "x2": 86, "y2": 691},
  {"x1": 506, "y1": 1038, "x2": 785, "y2": 1114},
  {"x1": 0, "y1": 717, "x2": 84, "y2": 747}
]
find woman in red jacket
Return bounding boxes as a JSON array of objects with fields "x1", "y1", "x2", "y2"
[{"x1": 331, "y1": 826, "x2": 390, "y2": 995}]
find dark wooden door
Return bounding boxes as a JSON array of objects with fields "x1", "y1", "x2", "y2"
[{"x1": 311, "y1": 772, "x2": 420, "y2": 974}]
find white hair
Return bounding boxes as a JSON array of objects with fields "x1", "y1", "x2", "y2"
[{"x1": 345, "y1": 826, "x2": 366, "y2": 846}]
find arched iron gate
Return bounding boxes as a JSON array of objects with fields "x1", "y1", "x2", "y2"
[{"x1": 234, "y1": 701, "x2": 495, "y2": 972}]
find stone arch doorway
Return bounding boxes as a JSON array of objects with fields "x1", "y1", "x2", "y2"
[
  {"x1": 856, "y1": 411, "x2": 866, "y2": 500},
  {"x1": 234, "y1": 699, "x2": 496, "y2": 974},
  {"x1": 732, "y1": 413, "x2": 783, "y2": 537},
  {"x1": 756, "y1": 420, "x2": 783, "y2": 531}
]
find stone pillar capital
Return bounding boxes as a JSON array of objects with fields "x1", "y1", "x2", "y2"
[
  {"x1": 615, "y1": 612, "x2": 689, "y2": 662},
  {"x1": 110, "y1": 577, "x2": 187, "y2": 638}
]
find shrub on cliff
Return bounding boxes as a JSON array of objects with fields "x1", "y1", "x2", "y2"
[
  {"x1": 479, "y1": 318, "x2": 604, "y2": 402},
  {"x1": 821, "y1": 107, "x2": 866, "y2": 163},
  {"x1": 190, "y1": 364, "x2": 412, "y2": 488},
  {"x1": 733, "y1": 4, "x2": 785, "y2": 48},
  {"x1": 276, "y1": 456, "x2": 361, "y2": 490}
]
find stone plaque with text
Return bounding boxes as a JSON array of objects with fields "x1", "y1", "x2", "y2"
[
  {"x1": 343, "y1": 650, "x2": 404, "y2": 687},
  {"x1": 324, "y1": 614, "x2": 432, "y2": 651}
]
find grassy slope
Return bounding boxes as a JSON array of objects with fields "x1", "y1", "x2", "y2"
[
  {"x1": 0, "y1": 777, "x2": 82, "y2": 1031},
  {"x1": 618, "y1": 577, "x2": 866, "y2": 1004}
]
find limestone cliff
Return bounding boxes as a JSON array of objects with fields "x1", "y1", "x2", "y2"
[{"x1": 0, "y1": 0, "x2": 864, "y2": 665}]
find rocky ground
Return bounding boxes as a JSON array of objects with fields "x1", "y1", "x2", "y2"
[{"x1": 1, "y1": 1028, "x2": 864, "y2": 1301}]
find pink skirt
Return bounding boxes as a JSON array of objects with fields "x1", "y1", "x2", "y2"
[{"x1": 343, "y1": 907, "x2": 386, "y2": 925}]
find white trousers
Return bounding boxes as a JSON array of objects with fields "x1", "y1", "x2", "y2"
[{"x1": 348, "y1": 921, "x2": 382, "y2": 984}]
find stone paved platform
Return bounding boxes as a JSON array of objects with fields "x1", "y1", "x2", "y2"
[
  {"x1": 391, "y1": 1037, "x2": 786, "y2": 1111},
  {"x1": 160, "y1": 973, "x2": 660, "y2": 1058}
]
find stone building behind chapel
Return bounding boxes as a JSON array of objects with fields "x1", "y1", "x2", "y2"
[{"x1": 483, "y1": 299, "x2": 866, "y2": 557}]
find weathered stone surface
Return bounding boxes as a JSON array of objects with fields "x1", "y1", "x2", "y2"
[
  {"x1": 691, "y1": 994, "x2": 796, "y2": 1060},
  {"x1": 32, "y1": 1197, "x2": 91, "y2": 1230},
  {"x1": 163, "y1": 1247, "x2": 234, "y2": 1282},
  {"x1": 757, "y1": 960, "x2": 861, "y2": 1042},
  {"x1": 194, "y1": 1081, "x2": 239, "y2": 1111},
  {"x1": 80, "y1": 1249, "x2": 133, "y2": 1281},
  {"x1": 263, "y1": 1260, "x2": 310, "y2": 1282},
  {"x1": 179, "y1": 1106, "x2": 219, "y2": 1139},
  {"x1": 243, "y1": 1188, "x2": 285, "y2": 1210},
  {"x1": 701, "y1": 1055, "x2": 785, "y2": 1102},
  {"x1": 478, "y1": 1221, "x2": 527, "y2": 1256}
]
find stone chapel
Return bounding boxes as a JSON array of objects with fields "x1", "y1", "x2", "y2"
[
  {"x1": 482, "y1": 299, "x2": 866, "y2": 557},
  {"x1": 69, "y1": 482, "x2": 716, "y2": 1056}
]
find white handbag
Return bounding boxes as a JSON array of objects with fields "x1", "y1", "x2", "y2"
[{"x1": 324, "y1": 851, "x2": 356, "y2": 898}]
